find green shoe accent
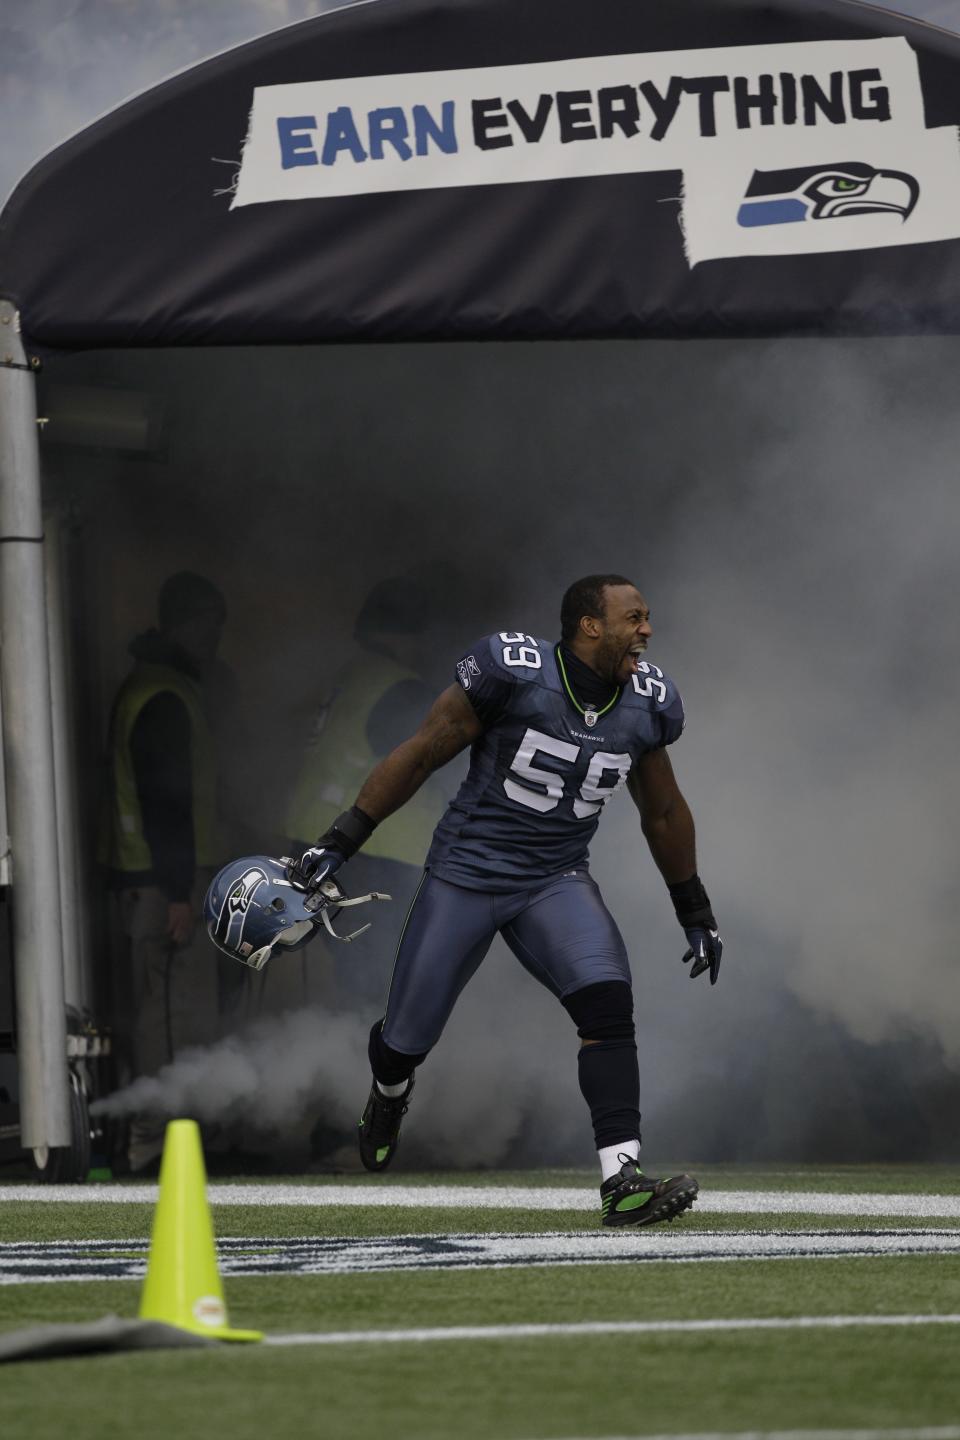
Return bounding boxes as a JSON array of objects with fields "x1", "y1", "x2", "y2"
[
  {"x1": 615, "y1": 1190, "x2": 654, "y2": 1213},
  {"x1": 376, "y1": 1145, "x2": 390, "y2": 1163}
]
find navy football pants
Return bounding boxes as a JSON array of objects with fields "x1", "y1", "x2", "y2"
[{"x1": 380, "y1": 868, "x2": 631, "y2": 1056}]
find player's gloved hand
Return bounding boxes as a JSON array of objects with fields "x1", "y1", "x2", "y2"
[
  {"x1": 294, "y1": 843, "x2": 345, "y2": 891},
  {"x1": 291, "y1": 806, "x2": 377, "y2": 893},
  {"x1": 668, "y1": 874, "x2": 723, "y2": 986},
  {"x1": 680, "y1": 926, "x2": 723, "y2": 985}
]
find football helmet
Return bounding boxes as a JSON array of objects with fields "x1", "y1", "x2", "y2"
[{"x1": 204, "y1": 855, "x2": 390, "y2": 970}]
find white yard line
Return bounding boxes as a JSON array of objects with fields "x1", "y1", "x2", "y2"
[
  {"x1": 521, "y1": 1431, "x2": 960, "y2": 1440},
  {"x1": 2, "y1": 1184, "x2": 960, "y2": 1217},
  {"x1": 262, "y1": 1313, "x2": 960, "y2": 1347}
]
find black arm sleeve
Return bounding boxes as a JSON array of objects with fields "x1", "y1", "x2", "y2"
[{"x1": 129, "y1": 692, "x2": 194, "y2": 903}]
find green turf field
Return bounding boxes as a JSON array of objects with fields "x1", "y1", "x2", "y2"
[{"x1": 2, "y1": 1164, "x2": 960, "y2": 1440}]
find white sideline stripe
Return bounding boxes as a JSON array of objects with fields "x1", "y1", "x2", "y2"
[
  {"x1": 2, "y1": 1185, "x2": 960, "y2": 1217},
  {"x1": 262, "y1": 1313, "x2": 960, "y2": 1347},
  {"x1": 521, "y1": 1431, "x2": 960, "y2": 1440}
]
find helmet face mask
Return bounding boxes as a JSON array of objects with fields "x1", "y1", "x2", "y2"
[{"x1": 204, "y1": 856, "x2": 321, "y2": 970}]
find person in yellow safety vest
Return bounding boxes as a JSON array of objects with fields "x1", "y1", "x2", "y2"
[
  {"x1": 102, "y1": 571, "x2": 230, "y2": 1174},
  {"x1": 283, "y1": 577, "x2": 445, "y2": 1018}
]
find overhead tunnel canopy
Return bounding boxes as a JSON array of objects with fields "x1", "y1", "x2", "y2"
[{"x1": 3, "y1": 0, "x2": 960, "y2": 350}]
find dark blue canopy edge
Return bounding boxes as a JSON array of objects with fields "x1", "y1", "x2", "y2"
[{"x1": 2, "y1": 0, "x2": 960, "y2": 353}]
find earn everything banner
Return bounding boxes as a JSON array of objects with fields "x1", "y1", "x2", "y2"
[{"x1": 232, "y1": 36, "x2": 960, "y2": 265}]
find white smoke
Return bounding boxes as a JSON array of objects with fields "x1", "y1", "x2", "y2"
[
  {"x1": 91, "y1": 1006, "x2": 371, "y2": 1136},
  {"x1": 88, "y1": 330, "x2": 960, "y2": 1166},
  {"x1": 10, "y1": 0, "x2": 960, "y2": 1162},
  {"x1": 92, "y1": 949, "x2": 589, "y2": 1169}
]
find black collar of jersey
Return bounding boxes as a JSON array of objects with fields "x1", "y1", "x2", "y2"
[{"x1": 555, "y1": 643, "x2": 624, "y2": 720}]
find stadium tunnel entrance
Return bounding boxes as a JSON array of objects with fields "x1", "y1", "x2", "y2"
[
  {"x1": 2, "y1": 0, "x2": 960, "y2": 1176},
  {"x1": 2, "y1": 332, "x2": 959, "y2": 1178}
]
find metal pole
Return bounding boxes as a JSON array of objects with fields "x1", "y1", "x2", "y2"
[
  {"x1": 0, "y1": 299, "x2": 70, "y2": 1152},
  {"x1": 0, "y1": 665, "x2": 11, "y2": 891},
  {"x1": 45, "y1": 508, "x2": 86, "y2": 1013}
]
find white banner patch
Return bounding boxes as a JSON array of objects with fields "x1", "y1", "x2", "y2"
[{"x1": 231, "y1": 36, "x2": 960, "y2": 265}]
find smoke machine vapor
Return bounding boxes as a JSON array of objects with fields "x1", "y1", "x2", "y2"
[
  {"x1": 92, "y1": 966, "x2": 589, "y2": 1170},
  {"x1": 81, "y1": 326, "x2": 960, "y2": 1169}
]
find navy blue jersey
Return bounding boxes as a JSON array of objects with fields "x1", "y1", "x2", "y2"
[{"x1": 427, "y1": 632, "x2": 684, "y2": 891}]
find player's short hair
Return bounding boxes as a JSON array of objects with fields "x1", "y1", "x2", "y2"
[{"x1": 560, "y1": 574, "x2": 634, "y2": 642}]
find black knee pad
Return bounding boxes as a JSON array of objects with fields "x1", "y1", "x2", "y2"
[
  {"x1": 368, "y1": 1019, "x2": 428, "y2": 1087},
  {"x1": 562, "y1": 981, "x2": 635, "y2": 1045}
]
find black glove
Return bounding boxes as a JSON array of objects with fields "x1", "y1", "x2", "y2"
[
  {"x1": 291, "y1": 806, "x2": 376, "y2": 891},
  {"x1": 293, "y1": 843, "x2": 346, "y2": 891},
  {"x1": 668, "y1": 874, "x2": 723, "y2": 986}
]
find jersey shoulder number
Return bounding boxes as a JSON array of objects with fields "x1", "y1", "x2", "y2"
[
  {"x1": 492, "y1": 631, "x2": 545, "y2": 674},
  {"x1": 454, "y1": 631, "x2": 544, "y2": 727},
  {"x1": 455, "y1": 631, "x2": 545, "y2": 688},
  {"x1": 627, "y1": 660, "x2": 685, "y2": 747}
]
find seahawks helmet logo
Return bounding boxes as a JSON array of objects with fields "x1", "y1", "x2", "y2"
[
  {"x1": 214, "y1": 866, "x2": 267, "y2": 948},
  {"x1": 738, "y1": 163, "x2": 919, "y2": 228}
]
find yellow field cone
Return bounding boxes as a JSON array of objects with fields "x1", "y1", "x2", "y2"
[{"x1": 138, "y1": 1119, "x2": 261, "y2": 1343}]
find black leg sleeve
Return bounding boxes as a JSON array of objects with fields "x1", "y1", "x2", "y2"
[
  {"x1": 368, "y1": 1019, "x2": 428, "y2": 1087},
  {"x1": 562, "y1": 981, "x2": 641, "y2": 1150},
  {"x1": 576, "y1": 1040, "x2": 641, "y2": 1150}
]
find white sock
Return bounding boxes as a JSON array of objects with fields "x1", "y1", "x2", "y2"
[
  {"x1": 598, "y1": 1139, "x2": 640, "y2": 1182},
  {"x1": 376, "y1": 1078, "x2": 409, "y2": 1098}
]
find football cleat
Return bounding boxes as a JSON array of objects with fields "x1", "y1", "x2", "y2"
[
  {"x1": 358, "y1": 1077, "x2": 414, "y2": 1173},
  {"x1": 600, "y1": 1156, "x2": 699, "y2": 1228}
]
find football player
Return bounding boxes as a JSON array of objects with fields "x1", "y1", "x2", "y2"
[{"x1": 295, "y1": 574, "x2": 722, "y2": 1227}]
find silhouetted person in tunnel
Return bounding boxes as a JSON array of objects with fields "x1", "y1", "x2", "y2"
[
  {"x1": 283, "y1": 576, "x2": 445, "y2": 1015},
  {"x1": 102, "y1": 570, "x2": 232, "y2": 1172}
]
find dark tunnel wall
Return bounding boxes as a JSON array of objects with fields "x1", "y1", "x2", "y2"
[{"x1": 39, "y1": 335, "x2": 960, "y2": 1165}]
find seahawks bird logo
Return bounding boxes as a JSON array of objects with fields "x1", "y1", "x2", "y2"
[
  {"x1": 737, "y1": 162, "x2": 919, "y2": 228},
  {"x1": 214, "y1": 866, "x2": 267, "y2": 948}
]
